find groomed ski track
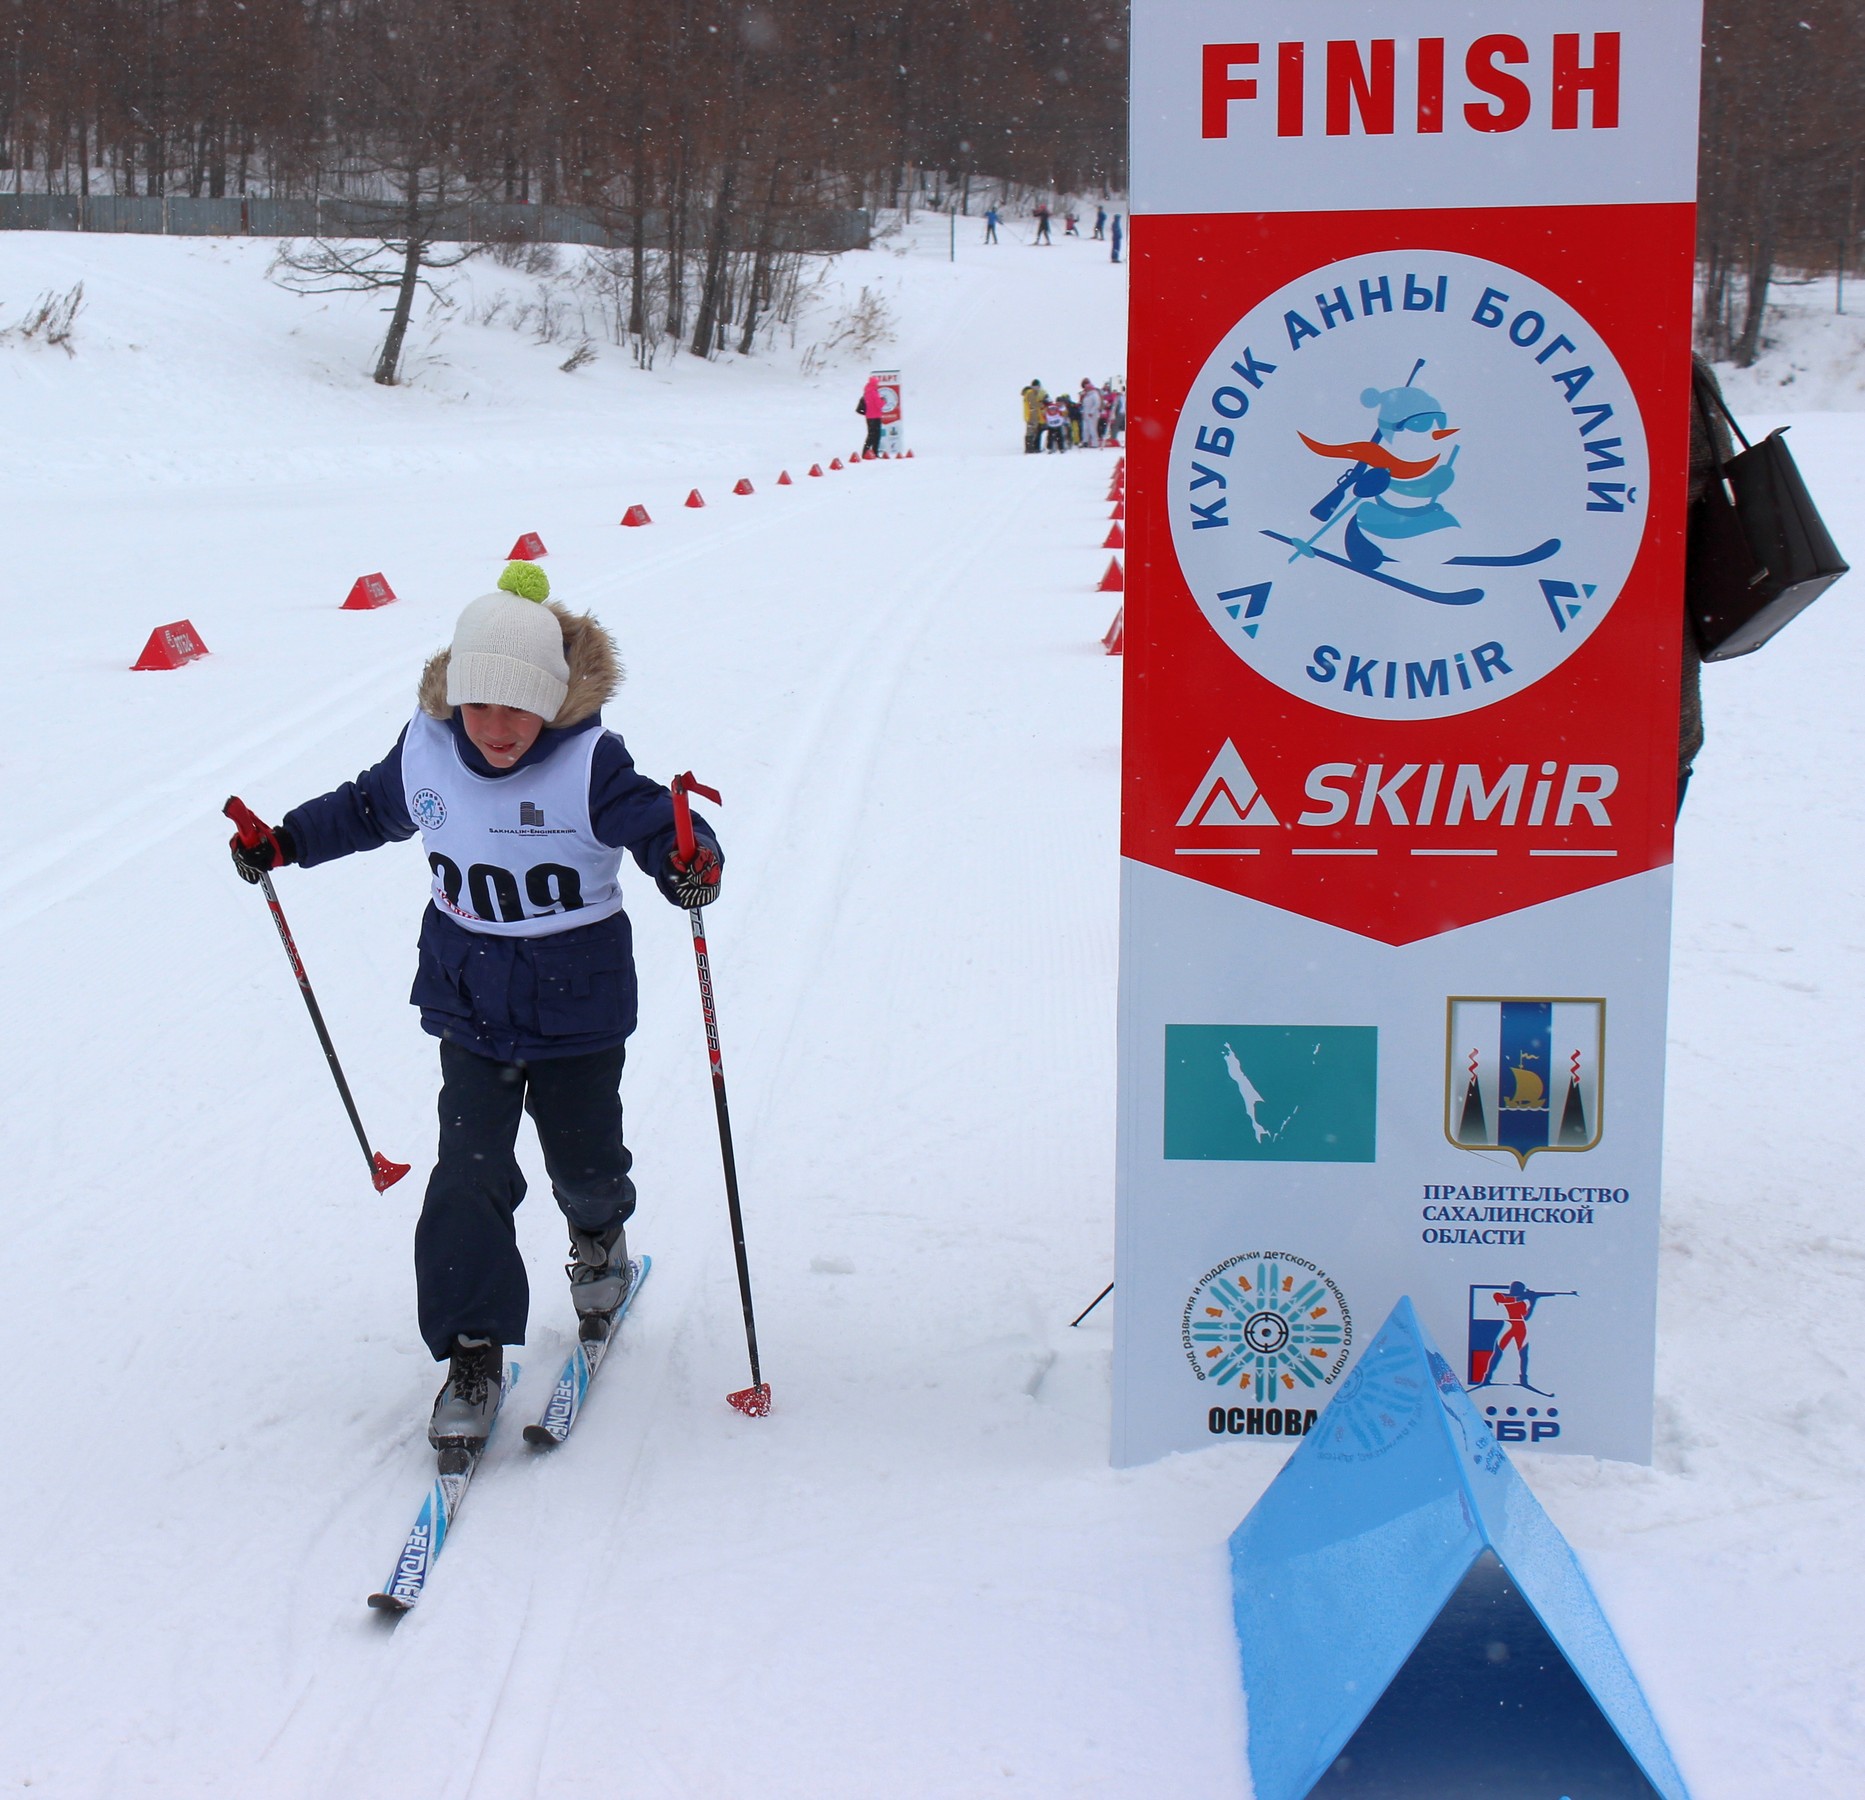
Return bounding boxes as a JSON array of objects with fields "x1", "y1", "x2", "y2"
[{"x1": 0, "y1": 219, "x2": 1859, "y2": 1797}]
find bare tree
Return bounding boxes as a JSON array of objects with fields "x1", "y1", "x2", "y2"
[
  {"x1": 272, "y1": 224, "x2": 476, "y2": 385},
  {"x1": 270, "y1": 0, "x2": 492, "y2": 384}
]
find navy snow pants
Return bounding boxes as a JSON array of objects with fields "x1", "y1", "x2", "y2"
[{"x1": 415, "y1": 1040, "x2": 636, "y2": 1359}]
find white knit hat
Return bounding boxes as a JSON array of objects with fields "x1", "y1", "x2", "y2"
[{"x1": 445, "y1": 592, "x2": 569, "y2": 721}]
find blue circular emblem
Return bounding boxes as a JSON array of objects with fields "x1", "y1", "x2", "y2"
[
  {"x1": 1169, "y1": 249, "x2": 1649, "y2": 721},
  {"x1": 412, "y1": 788, "x2": 447, "y2": 831},
  {"x1": 1182, "y1": 1251, "x2": 1352, "y2": 1395},
  {"x1": 1310, "y1": 1331, "x2": 1429, "y2": 1464}
]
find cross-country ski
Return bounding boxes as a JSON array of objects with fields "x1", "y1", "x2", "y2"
[
  {"x1": 524, "y1": 1254, "x2": 653, "y2": 1448},
  {"x1": 1261, "y1": 529, "x2": 1488, "y2": 605},
  {"x1": 367, "y1": 1363, "x2": 520, "y2": 1615}
]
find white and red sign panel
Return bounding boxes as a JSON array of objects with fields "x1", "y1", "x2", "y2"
[
  {"x1": 1114, "y1": 1, "x2": 1700, "y2": 1466},
  {"x1": 871, "y1": 368, "x2": 903, "y2": 456}
]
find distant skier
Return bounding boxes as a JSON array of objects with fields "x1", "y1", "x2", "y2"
[
  {"x1": 859, "y1": 373, "x2": 885, "y2": 457},
  {"x1": 1093, "y1": 205, "x2": 1107, "y2": 240},
  {"x1": 984, "y1": 205, "x2": 1000, "y2": 245},
  {"x1": 1064, "y1": 212, "x2": 1080, "y2": 238},
  {"x1": 1109, "y1": 214, "x2": 1122, "y2": 263},
  {"x1": 226, "y1": 562, "x2": 722, "y2": 1457},
  {"x1": 1033, "y1": 202, "x2": 1052, "y2": 245},
  {"x1": 1044, "y1": 395, "x2": 1069, "y2": 452},
  {"x1": 1079, "y1": 379, "x2": 1101, "y2": 448}
]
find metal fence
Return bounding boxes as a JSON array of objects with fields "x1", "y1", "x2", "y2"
[{"x1": 0, "y1": 193, "x2": 871, "y2": 253}]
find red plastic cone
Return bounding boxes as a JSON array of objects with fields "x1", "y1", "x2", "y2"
[
  {"x1": 132, "y1": 620, "x2": 209, "y2": 669},
  {"x1": 777, "y1": 470, "x2": 793, "y2": 485},
  {"x1": 906, "y1": 448, "x2": 915, "y2": 458},
  {"x1": 620, "y1": 504, "x2": 652, "y2": 527},
  {"x1": 686, "y1": 489, "x2": 706, "y2": 508},
  {"x1": 341, "y1": 573, "x2": 395, "y2": 610},
  {"x1": 1098, "y1": 557, "x2": 1125, "y2": 593},
  {"x1": 506, "y1": 531, "x2": 547, "y2": 560},
  {"x1": 1102, "y1": 606, "x2": 1125, "y2": 655},
  {"x1": 1104, "y1": 523, "x2": 1125, "y2": 549},
  {"x1": 733, "y1": 477, "x2": 755, "y2": 495},
  {"x1": 829, "y1": 457, "x2": 844, "y2": 470},
  {"x1": 809, "y1": 463, "x2": 825, "y2": 477}
]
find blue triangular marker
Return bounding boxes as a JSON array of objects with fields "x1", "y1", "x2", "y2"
[
  {"x1": 1229, "y1": 1298, "x2": 1689, "y2": 1800},
  {"x1": 1584, "y1": 583, "x2": 1598, "y2": 597},
  {"x1": 1218, "y1": 580, "x2": 1273, "y2": 623},
  {"x1": 1568, "y1": 604, "x2": 1583, "y2": 620},
  {"x1": 1243, "y1": 623, "x2": 1260, "y2": 638}
]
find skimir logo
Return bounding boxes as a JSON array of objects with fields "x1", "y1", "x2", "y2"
[
  {"x1": 1169, "y1": 249, "x2": 1649, "y2": 720},
  {"x1": 1183, "y1": 1252, "x2": 1351, "y2": 1420},
  {"x1": 1446, "y1": 998, "x2": 1604, "y2": 1164},
  {"x1": 412, "y1": 787, "x2": 447, "y2": 831}
]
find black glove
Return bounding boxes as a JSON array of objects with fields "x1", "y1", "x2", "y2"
[
  {"x1": 661, "y1": 844, "x2": 722, "y2": 909},
  {"x1": 229, "y1": 819, "x2": 296, "y2": 884}
]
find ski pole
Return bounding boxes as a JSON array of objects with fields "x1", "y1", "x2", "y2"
[
  {"x1": 670, "y1": 773, "x2": 770, "y2": 1418},
  {"x1": 223, "y1": 797, "x2": 410, "y2": 1194},
  {"x1": 1070, "y1": 1282, "x2": 1113, "y2": 1328}
]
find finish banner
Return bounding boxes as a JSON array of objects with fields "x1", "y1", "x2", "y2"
[{"x1": 1114, "y1": 2, "x2": 1701, "y2": 1466}]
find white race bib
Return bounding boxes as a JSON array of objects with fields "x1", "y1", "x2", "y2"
[{"x1": 400, "y1": 711, "x2": 627, "y2": 938}]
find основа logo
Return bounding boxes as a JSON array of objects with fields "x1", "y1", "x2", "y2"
[
  {"x1": 1183, "y1": 1251, "x2": 1352, "y2": 1398},
  {"x1": 1169, "y1": 250, "x2": 1648, "y2": 720}
]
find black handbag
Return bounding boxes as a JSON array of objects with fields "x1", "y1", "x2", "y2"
[{"x1": 1687, "y1": 369, "x2": 1849, "y2": 660}]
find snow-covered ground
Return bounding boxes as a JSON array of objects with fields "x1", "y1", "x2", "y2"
[{"x1": 0, "y1": 213, "x2": 1857, "y2": 1797}]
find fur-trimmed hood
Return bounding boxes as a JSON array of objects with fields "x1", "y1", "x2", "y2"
[{"x1": 418, "y1": 601, "x2": 622, "y2": 728}]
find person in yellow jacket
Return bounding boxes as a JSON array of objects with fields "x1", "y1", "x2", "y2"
[{"x1": 1020, "y1": 379, "x2": 1047, "y2": 455}]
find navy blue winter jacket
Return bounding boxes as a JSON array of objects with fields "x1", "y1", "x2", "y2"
[{"x1": 283, "y1": 710, "x2": 719, "y2": 1062}]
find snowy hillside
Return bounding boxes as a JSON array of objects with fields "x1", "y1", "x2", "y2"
[{"x1": 0, "y1": 213, "x2": 1858, "y2": 1797}]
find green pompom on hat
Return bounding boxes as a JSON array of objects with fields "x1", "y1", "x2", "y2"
[{"x1": 497, "y1": 560, "x2": 551, "y2": 602}]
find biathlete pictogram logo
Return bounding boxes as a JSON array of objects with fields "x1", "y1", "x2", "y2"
[
  {"x1": 1168, "y1": 249, "x2": 1649, "y2": 721},
  {"x1": 1467, "y1": 1280, "x2": 1576, "y2": 1397}
]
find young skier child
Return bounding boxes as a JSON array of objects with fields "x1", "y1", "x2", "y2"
[{"x1": 228, "y1": 562, "x2": 721, "y2": 1454}]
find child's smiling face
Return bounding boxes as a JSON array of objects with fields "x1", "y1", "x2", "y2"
[{"x1": 461, "y1": 703, "x2": 545, "y2": 769}]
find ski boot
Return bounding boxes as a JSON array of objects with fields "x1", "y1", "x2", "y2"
[
  {"x1": 428, "y1": 1334, "x2": 502, "y2": 1457},
  {"x1": 567, "y1": 1220, "x2": 633, "y2": 1343}
]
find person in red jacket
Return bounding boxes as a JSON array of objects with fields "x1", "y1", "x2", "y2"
[{"x1": 859, "y1": 373, "x2": 885, "y2": 456}]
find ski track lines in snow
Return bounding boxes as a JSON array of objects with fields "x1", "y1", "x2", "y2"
[{"x1": 234, "y1": 458, "x2": 1084, "y2": 1799}]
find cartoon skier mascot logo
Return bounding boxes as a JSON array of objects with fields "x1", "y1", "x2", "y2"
[
  {"x1": 1169, "y1": 250, "x2": 1650, "y2": 721},
  {"x1": 1270, "y1": 365, "x2": 1560, "y2": 604}
]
